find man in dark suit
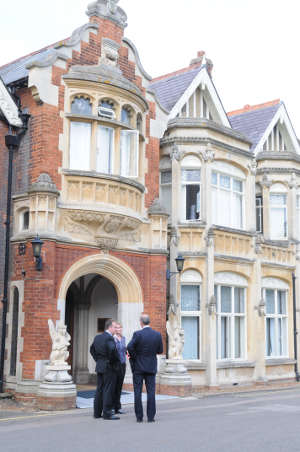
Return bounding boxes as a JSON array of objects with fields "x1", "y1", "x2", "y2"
[
  {"x1": 127, "y1": 314, "x2": 163, "y2": 423},
  {"x1": 90, "y1": 318, "x2": 122, "y2": 420}
]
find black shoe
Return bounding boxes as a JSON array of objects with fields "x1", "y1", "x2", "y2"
[
  {"x1": 116, "y1": 409, "x2": 126, "y2": 414},
  {"x1": 148, "y1": 419, "x2": 155, "y2": 423},
  {"x1": 137, "y1": 419, "x2": 143, "y2": 423},
  {"x1": 103, "y1": 415, "x2": 120, "y2": 420}
]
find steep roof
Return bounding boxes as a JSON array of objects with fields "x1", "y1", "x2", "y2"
[
  {"x1": 0, "y1": 40, "x2": 68, "y2": 85},
  {"x1": 149, "y1": 64, "x2": 203, "y2": 112},
  {"x1": 228, "y1": 100, "x2": 281, "y2": 152}
]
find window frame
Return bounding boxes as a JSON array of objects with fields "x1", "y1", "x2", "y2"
[
  {"x1": 180, "y1": 280, "x2": 202, "y2": 361},
  {"x1": 215, "y1": 280, "x2": 247, "y2": 361},
  {"x1": 256, "y1": 195, "x2": 263, "y2": 233},
  {"x1": 212, "y1": 171, "x2": 245, "y2": 230},
  {"x1": 180, "y1": 157, "x2": 202, "y2": 222},
  {"x1": 160, "y1": 169, "x2": 172, "y2": 223},
  {"x1": 269, "y1": 188, "x2": 288, "y2": 240},
  {"x1": 262, "y1": 288, "x2": 289, "y2": 358},
  {"x1": 19, "y1": 209, "x2": 30, "y2": 232}
]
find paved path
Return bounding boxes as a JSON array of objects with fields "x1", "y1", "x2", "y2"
[{"x1": 1, "y1": 388, "x2": 300, "y2": 451}]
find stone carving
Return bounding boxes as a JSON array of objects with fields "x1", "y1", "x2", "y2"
[
  {"x1": 167, "y1": 320, "x2": 185, "y2": 360},
  {"x1": 170, "y1": 143, "x2": 181, "y2": 162},
  {"x1": 180, "y1": 270, "x2": 202, "y2": 283},
  {"x1": 164, "y1": 363, "x2": 189, "y2": 374},
  {"x1": 68, "y1": 210, "x2": 104, "y2": 224},
  {"x1": 214, "y1": 272, "x2": 248, "y2": 286},
  {"x1": 167, "y1": 294, "x2": 179, "y2": 316},
  {"x1": 148, "y1": 198, "x2": 169, "y2": 217},
  {"x1": 125, "y1": 219, "x2": 140, "y2": 230},
  {"x1": 48, "y1": 320, "x2": 71, "y2": 366},
  {"x1": 104, "y1": 215, "x2": 123, "y2": 233},
  {"x1": 287, "y1": 172, "x2": 298, "y2": 189},
  {"x1": 206, "y1": 295, "x2": 217, "y2": 316},
  {"x1": 259, "y1": 172, "x2": 273, "y2": 189},
  {"x1": 0, "y1": 78, "x2": 23, "y2": 127},
  {"x1": 159, "y1": 157, "x2": 172, "y2": 170},
  {"x1": 100, "y1": 37, "x2": 120, "y2": 68},
  {"x1": 248, "y1": 158, "x2": 258, "y2": 176},
  {"x1": 261, "y1": 277, "x2": 289, "y2": 290},
  {"x1": 28, "y1": 173, "x2": 60, "y2": 196},
  {"x1": 201, "y1": 143, "x2": 215, "y2": 163},
  {"x1": 109, "y1": 0, "x2": 119, "y2": 14},
  {"x1": 204, "y1": 227, "x2": 215, "y2": 247},
  {"x1": 94, "y1": 236, "x2": 118, "y2": 252},
  {"x1": 253, "y1": 235, "x2": 263, "y2": 254},
  {"x1": 119, "y1": 231, "x2": 141, "y2": 242},
  {"x1": 254, "y1": 299, "x2": 266, "y2": 317},
  {"x1": 64, "y1": 218, "x2": 92, "y2": 236},
  {"x1": 42, "y1": 320, "x2": 72, "y2": 383},
  {"x1": 169, "y1": 227, "x2": 179, "y2": 247},
  {"x1": 212, "y1": 160, "x2": 245, "y2": 180}
]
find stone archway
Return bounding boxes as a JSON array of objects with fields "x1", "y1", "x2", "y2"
[{"x1": 58, "y1": 254, "x2": 144, "y2": 382}]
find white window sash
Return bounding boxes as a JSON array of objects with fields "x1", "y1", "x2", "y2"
[
  {"x1": 212, "y1": 173, "x2": 244, "y2": 230},
  {"x1": 120, "y1": 130, "x2": 139, "y2": 178},
  {"x1": 97, "y1": 125, "x2": 114, "y2": 174},
  {"x1": 69, "y1": 122, "x2": 91, "y2": 171}
]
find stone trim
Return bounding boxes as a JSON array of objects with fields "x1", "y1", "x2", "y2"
[
  {"x1": 86, "y1": 0, "x2": 128, "y2": 29},
  {"x1": 167, "y1": 118, "x2": 252, "y2": 145},
  {"x1": 257, "y1": 168, "x2": 300, "y2": 177},
  {"x1": 55, "y1": 23, "x2": 99, "y2": 50},
  {"x1": 265, "y1": 358, "x2": 296, "y2": 366},
  {"x1": 160, "y1": 136, "x2": 254, "y2": 160},
  {"x1": 182, "y1": 362, "x2": 206, "y2": 370},
  {"x1": 62, "y1": 169, "x2": 145, "y2": 193},
  {"x1": 147, "y1": 89, "x2": 170, "y2": 115},
  {"x1": 178, "y1": 223, "x2": 207, "y2": 229},
  {"x1": 0, "y1": 78, "x2": 23, "y2": 127},
  {"x1": 256, "y1": 151, "x2": 300, "y2": 164},
  {"x1": 122, "y1": 37, "x2": 152, "y2": 81},
  {"x1": 217, "y1": 360, "x2": 256, "y2": 369},
  {"x1": 25, "y1": 52, "x2": 68, "y2": 70},
  {"x1": 261, "y1": 261, "x2": 296, "y2": 269},
  {"x1": 213, "y1": 225, "x2": 254, "y2": 237},
  {"x1": 214, "y1": 254, "x2": 253, "y2": 263}
]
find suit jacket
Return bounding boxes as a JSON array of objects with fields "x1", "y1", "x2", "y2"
[
  {"x1": 127, "y1": 327, "x2": 163, "y2": 374},
  {"x1": 90, "y1": 331, "x2": 122, "y2": 376}
]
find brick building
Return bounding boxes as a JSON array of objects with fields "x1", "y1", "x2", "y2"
[{"x1": 1, "y1": 0, "x2": 300, "y2": 408}]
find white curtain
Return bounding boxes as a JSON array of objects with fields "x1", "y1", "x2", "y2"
[
  {"x1": 182, "y1": 317, "x2": 198, "y2": 359},
  {"x1": 266, "y1": 318, "x2": 275, "y2": 356},
  {"x1": 97, "y1": 126, "x2": 113, "y2": 174},
  {"x1": 233, "y1": 193, "x2": 243, "y2": 229},
  {"x1": 220, "y1": 189, "x2": 231, "y2": 227},
  {"x1": 120, "y1": 130, "x2": 139, "y2": 177},
  {"x1": 69, "y1": 122, "x2": 91, "y2": 171},
  {"x1": 270, "y1": 207, "x2": 286, "y2": 238}
]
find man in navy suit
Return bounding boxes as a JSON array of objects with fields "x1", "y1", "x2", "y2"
[{"x1": 127, "y1": 314, "x2": 163, "y2": 423}]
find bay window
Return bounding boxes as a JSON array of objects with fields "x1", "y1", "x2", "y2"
[
  {"x1": 120, "y1": 130, "x2": 139, "y2": 178},
  {"x1": 269, "y1": 183, "x2": 288, "y2": 239},
  {"x1": 215, "y1": 272, "x2": 247, "y2": 360},
  {"x1": 212, "y1": 168, "x2": 244, "y2": 229},
  {"x1": 180, "y1": 270, "x2": 202, "y2": 360},
  {"x1": 262, "y1": 277, "x2": 289, "y2": 357},
  {"x1": 181, "y1": 155, "x2": 201, "y2": 221},
  {"x1": 97, "y1": 125, "x2": 114, "y2": 174},
  {"x1": 69, "y1": 122, "x2": 91, "y2": 171}
]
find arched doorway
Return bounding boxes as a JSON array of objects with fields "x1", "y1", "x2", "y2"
[{"x1": 59, "y1": 254, "x2": 143, "y2": 384}]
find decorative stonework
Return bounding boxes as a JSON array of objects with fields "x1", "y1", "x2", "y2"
[
  {"x1": 204, "y1": 227, "x2": 215, "y2": 247},
  {"x1": 212, "y1": 160, "x2": 246, "y2": 180},
  {"x1": 148, "y1": 198, "x2": 169, "y2": 217},
  {"x1": 253, "y1": 235, "x2": 263, "y2": 254},
  {"x1": 28, "y1": 174, "x2": 60, "y2": 196},
  {"x1": 259, "y1": 172, "x2": 273, "y2": 189},
  {"x1": 181, "y1": 154, "x2": 202, "y2": 167},
  {"x1": 254, "y1": 299, "x2": 266, "y2": 317},
  {"x1": 169, "y1": 227, "x2": 180, "y2": 247},
  {"x1": 167, "y1": 321, "x2": 185, "y2": 360},
  {"x1": 159, "y1": 157, "x2": 172, "y2": 170},
  {"x1": 261, "y1": 277, "x2": 289, "y2": 290},
  {"x1": 206, "y1": 295, "x2": 217, "y2": 316},
  {"x1": 180, "y1": 269, "x2": 202, "y2": 283},
  {"x1": 86, "y1": 0, "x2": 128, "y2": 29},
  {"x1": 287, "y1": 172, "x2": 298, "y2": 189},
  {"x1": 201, "y1": 143, "x2": 215, "y2": 163},
  {"x1": 214, "y1": 272, "x2": 248, "y2": 287},
  {"x1": 104, "y1": 215, "x2": 123, "y2": 233},
  {"x1": 68, "y1": 210, "x2": 105, "y2": 224},
  {"x1": 0, "y1": 78, "x2": 23, "y2": 127},
  {"x1": 170, "y1": 143, "x2": 181, "y2": 162},
  {"x1": 94, "y1": 236, "x2": 118, "y2": 252},
  {"x1": 167, "y1": 294, "x2": 179, "y2": 316},
  {"x1": 248, "y1": 158, "x2": 258, "y2": 176},
  {"x1": 100, "y1": 38, "x2": 120, "y2": 68}
]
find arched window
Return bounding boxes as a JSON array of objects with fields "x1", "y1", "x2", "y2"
[
  {"x1": 270, "y1": 183, "x2": 288, "y2": 239},
  {"x1": 212, "y1": 161, "x2": 245, "y2": 229},
  {"x1": 19, "y1": 209, "x2": 29, "y2": 232},
  {"x1": 121, "y1": 107, "x2": 131, "y2": 125},
  {"x1": 10, "y1": 287, "x2": 19, "y2": 376},
  {"x1": 98, "y1": 100, "x2": 116, "y2": 120},
  {"x1": 137, "y1": 113, "x2": 142, "y2": 133},
  {"x1": 71, "y1": 96, "x2": 92, "y2": 115},
  {"x1": 214, "y1": 272, "x2": 248, "y2": 360},
  {"x1": 180, "y1": 270, "x2": 202, "y2": 360},
  {"x1": 262, "y1": 277, "x2": 289, "y2": 357},
  {"x1": 181, "y1": 155, "x2": 201, "y2": 221}
]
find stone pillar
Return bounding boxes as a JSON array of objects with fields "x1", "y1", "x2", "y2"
[
  {"x1": 74, "y1": 302, "x2": 91, "y2": 384},
  {"x1": 252, "y1": 236, "x2": 268, "y2": 383}
]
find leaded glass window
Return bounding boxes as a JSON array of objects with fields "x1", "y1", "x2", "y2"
[
  {"x1": 181, "y1": 170, "x2": 201, "y2": 182},
  {"x1": 270, "y1": 195, "x2": 286, "y2": 205},
  {"x1": 71, "y1": 97, "x2": 92, "y2": 115},
  {"x1": 215, "y1": 282, "x2": 246, "y2": 360},
  {"x1": 212, "y1": 172, "x2": 218, "y2": 186},
  {"x1": 161, "y1": 171, "x2": 172, "y2": 184},
  {"x1": 233, "y1": 179, "x2": 243, "y2": 193},
  {"x1": 263, "y1": 287, "x2": 288, "y2": 357},
  {"x1": 121, "y1": 108, "x2": 131, "y2": 125},
  {"x1": 181, "y1": 285, "x2": 200, "y2": 311},
  {"x1": 220, "y1": 175, "x2": 230, "y2": 189}
]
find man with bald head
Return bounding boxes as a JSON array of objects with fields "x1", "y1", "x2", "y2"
[{"x1": 127, "y1": 314, "x2": 163, "y2": 423}]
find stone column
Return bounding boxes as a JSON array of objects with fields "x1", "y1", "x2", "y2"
[
  {"x1": 202, "y1": 150, "x2": 218, "y2": 387},
  {"x1": 252, "y1": 236, "x2": 268, "y2": 383},
  {"x1": 74, "y1": 302, "x2": 91, "y2": 384}
]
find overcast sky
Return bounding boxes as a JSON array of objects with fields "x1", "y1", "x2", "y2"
[{"x1": 1, "y1": 0, "x2": 299, "y2": 135}]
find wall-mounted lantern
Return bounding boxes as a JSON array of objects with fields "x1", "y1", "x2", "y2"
[
  {"x1": 166, "y1": 253, "x2": 185, "y2": 280},
  {"x1": 31, "y1": 235, "x2": 44, "y2": 271}
]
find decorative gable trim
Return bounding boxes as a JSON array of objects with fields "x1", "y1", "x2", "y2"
[
  {"x1": 0, "y1": 78, "x2": 22, "y2": 127},
  {"x1": 169, "y1": 67, "x2": 231, "y2": 128},
  {"x1": 255, "y1": 103, "x2": 300, "y2": 155}
]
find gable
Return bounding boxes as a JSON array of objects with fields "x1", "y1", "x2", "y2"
[{"x1": 0, "y1": 77, "x2": 23, "y2": 127}]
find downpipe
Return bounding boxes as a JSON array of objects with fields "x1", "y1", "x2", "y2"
[{"x1": 292, "y1": 273, "x2": 300, "y2": 382}]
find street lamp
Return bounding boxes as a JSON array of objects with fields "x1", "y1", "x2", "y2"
[
  {"x1": 31, "y1": 235, "x2": 44, "y2": 271},
  {"x1": 166, "y1": 253, "x2": 185, "y2": 280}
]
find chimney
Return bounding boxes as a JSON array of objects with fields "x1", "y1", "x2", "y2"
[{"x1": 190, "y1": 50, "x2": 214, "y2": 77}]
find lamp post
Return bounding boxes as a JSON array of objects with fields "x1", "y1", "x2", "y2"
[
  {"x1": 31, "y1": 235, "x2": 44, "y2": 271},
  {"x1": 166, "y1": 253, "x2": 185, "y2": 280}
]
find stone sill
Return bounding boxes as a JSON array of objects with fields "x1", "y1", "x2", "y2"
[
  {"x1": 217, "y1": 360, "x2": 256, "y2": 369},
  {"x1": 215, "y1": 254, "x2": 253, "y2": 263},
  {"x1": 178, "y1": 223, "x2": 207, "y2": 229},
  {"x1": 265, "y1": 358, "x2": 296, "y2": 367},
  {"x1": 181, "y1": 361, "x2": 206, "y2": 371},
  {"x1": 213, "y1": 225, "x2": 254, "y2": 237}
]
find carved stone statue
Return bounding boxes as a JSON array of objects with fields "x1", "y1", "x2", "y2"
[
  {"x1": 48, "y1": 320, "x2": 71, "y2": 366},
  {"x1": 167, "y1": 320, "x2": 185, "y2": 360}
]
